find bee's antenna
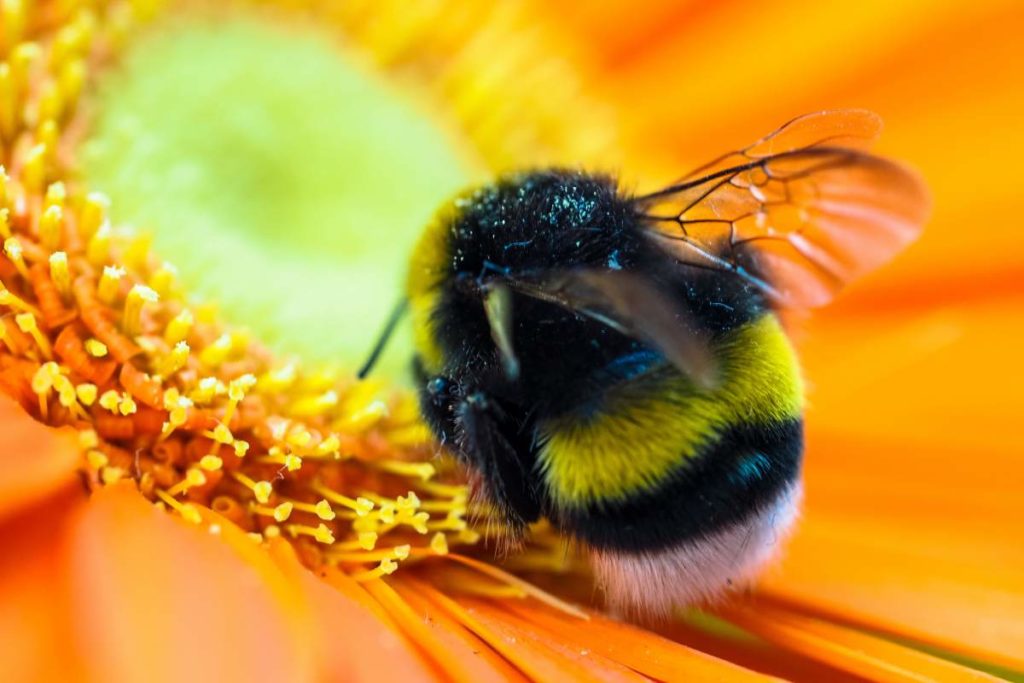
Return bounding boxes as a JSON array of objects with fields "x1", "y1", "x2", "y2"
[{"x1": 357, "y1": 298, "x2": 409, "y2": 379}]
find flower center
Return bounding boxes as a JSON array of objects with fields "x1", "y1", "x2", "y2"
[{"x1": 81, "y1": 15, "x2": 476, "y2": 377}]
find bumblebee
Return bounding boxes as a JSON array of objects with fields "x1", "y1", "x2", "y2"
[{"x1": 362, "y1": 110, "x2": 928, "y2": 615}]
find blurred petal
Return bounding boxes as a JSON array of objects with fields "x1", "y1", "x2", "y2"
[
  {"x1": 0, "y1": 395, "x2": 81, "y2": 522},
  {"x1": 266, "y1": 542, "x2": 444, "y2": 683},
  {"x1": 68, "y1": 484, "x2": 317, "y2": 683},
  {"x1": 0, "y1": 486, "x2": 87, "y2": 683}
]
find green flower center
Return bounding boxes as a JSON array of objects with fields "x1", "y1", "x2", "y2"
[{"x1": 82, "y1": 16, "x2": 476, "y2": 378}]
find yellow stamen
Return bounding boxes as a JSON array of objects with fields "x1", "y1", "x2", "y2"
[
  {"x1": 233, "y1": 441, "x2": 249, "y2": 457},
  {"x1": 79, "y1": 192, "x2": 110, "y2": 239},
  {"x1": 376, "y1": 460, "x2": 436, "y2": 481},
  {"x1": 232, "y1": 471, "x2": 273, "y2": 504},
  {"x1": 313, "y1": 482, "x2": 374, "y2": 516},
  {"x1": 39, "y1": 205, "x2": 63, "y2": 251},
  {"x1": 166, "y1": 468, "x2": 207, "y2": 497},
  {"x1": 199, "y1": 333, "x2": 232, "y2": 367},
  {"x1": 314, "y1": 499, "x2": 336, "y2": 521},
  {"x1": 20, "y1": 144, "x2": 46, "y2": 193},
  {"x1": 155, "y1": 490, "x2": 203, "y2": 525},
  {"x1": 288, "y1": 522, "x2": 335, "y2": 545},
  {"x1": 100, "y1": 466, "x2": 125, "y2": 485},
  {"x1": 86, "y1": 223, "x2": 111, "y2": 265},
  {"x1": 335, "y1": 399, "x2": 389, "y2": 433},
  {"x1": 78, "y1": 429, "x2": 99, "y2": 450},
  {"x1": 259, "y1": 363, "x2": 296, "y2": 392},
  {"x1": 122, "y1": 233, "x2": 152, "y2": 272},
  {"x1": 97, "y1": 265, "x2": 125, "y2": 305},
  {"x1": 290, "y1": 390, "x2": 338, "y2": 417},
  {"x1": 48, "y1": 252, "x2": 71, "y2": 299},
  {"x1": 351, "y1": 558, "x2": 399, "y2": 581},
  {"x1": 148, "y1": 261, "x2": 177, "y2": 297},
  {"x1": 163, "y1": 307, "x2": 193, "y2": 344},
  {"x1": 3, "y1": 237, "x2": 30, "y2": 278},
  {"x1": 0, "y1": 208, "x2": 9, "y2": 239},
  {"x1": 16, "y1": 313, "x2": 53, "y2": 358},
  {"x1": 222, "y1": 373, "x2": 255, "y2": 424},
  {"x1": 158, "y1": 340, "x2": 189, "y2": 376},
  {"x1": 123, "y1": 284, "x2": 158, "y2": 337}
]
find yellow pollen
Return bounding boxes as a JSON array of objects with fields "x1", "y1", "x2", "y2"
[
  {"x1": 98, "y1": 389, "x2": 121, "y2": 412},
  {"x1": 15, "y1": 313, "x2": 53, "y2": 359},
  {"x1": 376, "y1": 502, "x2": 397, "y2": 524},
  {"x1": 430, "y1": 532, "x2": 449, "y2": 555},
  {"x1": 396, "y1": 491, "x2": 422, "y2": 512},
  {"x1": 0, "y1": 209, "x2": 9, "y2": 239},
  {"x1": 359, "y1": 532, "x2": 378, "y2": 550},
  {"x1": 253, "y1": 481, "x2": 273, "y2": 504},
  {"x1": 97, "y1": 265, "x2": 125, "y2": 305},
  {"x1": 189, "y1": 376, "x2": 222, "y2": 405},
  {"x1": 199, "y1": 455, "x2": 223, "y2": 471},
  {"x1": 123, "y1": 284, "x2": 158, "y2": 337},
  {"x1": 164, "y1": 308, "x2": 193, "y2": 344},
  {"x1": 209, "y1": 423, "x2": 233, "y2": 444},
  {"x1": 86, "y1": 450, "x2": 109, "y2": 469},
  {"x1": 392, "y1": 544, "x2": 411, "y2": 560},
  {"x1": 44, "y1": 181, "x2": 66, "y2": 208},
  {"x1": 78, "y1": 429, "x2": 99, "y2": 450},
  {"x1": 308, "y1": 499, "x2": 334, "y2": 521},
  {"x1": 247, "y1": 532, "x2": 264, "y2": 544},
  {"x1": 286, "y1": 428, "x2": 312, "y2": 448},
  {"x1": 233, "y1": 440, "x2": 249, "y2": 457},
  {"x1": 100, "y1": 466, "x2": 125, "y2": 485},
  {"x1": 284, "y1": 454, "x2": 302, "y2": 471},
  {"x1": 76, "y1": 383, "x2": 97, "y2": 406},
  {"x1": 84, "y1": 338, "x2": 108, "y2": 357},
  {"x1": 118, "y1": 393, "x2": 137, "y2": 416},
  {"x1": 260, "y1": 363, "x2": 296, "y2": 391},
  {"x1": 317, "y1": 434, "x2": 341, "y2": 456},
  {"x1": 273, "y1": 502, "x2": 294, "y2": 522},
  {"x1": 3, "y1": 237, "x2": 29, "y2": 278},
  {"x1": 86, "y1": 223, "x2": 111, "y2": 265},
  {"x1": 48, "y1": 252, "x2": 71, "y2": 300},
  {"x1": 39, "y1": 204, "x2": 63, "y2": 251},
  {"x1": 31, "y1": 361, "x2": 59, "y2": 394},
  {"x1": 263, "y1": 525, "x2": 281, "y2": 539}
]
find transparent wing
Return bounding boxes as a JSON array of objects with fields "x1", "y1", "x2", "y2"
[
  {"x1": 495, "y1": 270, "x2": 719, "y2": 389},
  {"x1": 635, "y1": 110, "x2": 930, "y2": 308}
]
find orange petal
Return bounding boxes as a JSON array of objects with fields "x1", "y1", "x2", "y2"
[
  {"x1": 67, "y1": 483, "x2": 317, "y2": 683},
  {"x1": 390, "y1": 577, "x2": 532, "y2": 683},
  {"x1": 0, "y1": 485, "x2": 88, "y2": 683},
  {"x1": 409, "y1": 581, "x2": 647, "y2": 682},
  {"x1": 720, "y1": 602, "x2": 1004, "y2": 682},
  {"x1": 497, "y1": 598, "x2": 779, "y2": 682},
  {"x1": 266, "y1": 541, "x2": 444, "y2": 683},
  {"x1": 0, "y1": 394, "x2": 81, "y2": 522}
]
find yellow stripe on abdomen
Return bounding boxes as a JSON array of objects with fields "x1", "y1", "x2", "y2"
[{"x1": 536, "y1": 315, "x2": 803, "y2": 506}]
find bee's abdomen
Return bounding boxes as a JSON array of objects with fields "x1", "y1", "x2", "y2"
[
  {"x1": 535, "y1": 314, "x2": 804, "y2": 552},
  {"x1": 556, "y1": 419, "x2": 803, "y2": 553}
]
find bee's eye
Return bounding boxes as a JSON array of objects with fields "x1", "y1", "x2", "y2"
[{"x1": 427, "y1": 378, "x2": 447, "y2": 396}]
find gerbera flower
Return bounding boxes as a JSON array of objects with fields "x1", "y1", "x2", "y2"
[{"x1": 0, "y1": 1, "x2": 1020, "y2": 681}]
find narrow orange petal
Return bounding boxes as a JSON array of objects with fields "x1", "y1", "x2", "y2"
[
  {"x1": 68, "y1": 484, "x2": 317, "y2": 683},
  {"x1": 0, "y1": 394, "x2": 81, "y2": 522},
  {"x1": 400, "y1": 576, "x2": 652, "y2": 682},
  {"x1": 390, "y1": 577, "x2": 532, "y2": 683},
  {"x1": 498, "y1": 599, "x2": 779, "y2": 682},
  {"x1": 0, "y1": 485, "x2": 88, "y2": 683},
  {"x1": 265, "y1": 542, "x2": 444, "y2": 683},
  {"x1": 720, "y1": 602, "x2": 1003, "y2": 682}
]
